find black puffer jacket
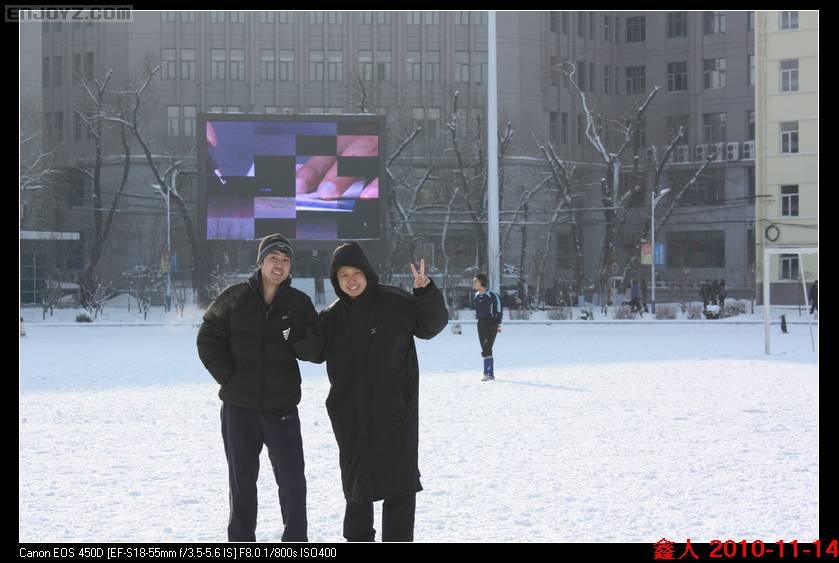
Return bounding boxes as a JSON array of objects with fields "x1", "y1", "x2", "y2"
[
  {"x1": 197, "y1": 271, "x2": 323, "y2": 411},
  {"x1": 316, "y1": 243, "x2": 448, "y2": 502}
]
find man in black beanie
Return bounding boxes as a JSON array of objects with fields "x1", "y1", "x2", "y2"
[
  {"x1": 197, "y1": 233, "x2": 322, "y2": 542},
  {"x1": 315, "y1": 242, "x2": 448, "y2": 542}
]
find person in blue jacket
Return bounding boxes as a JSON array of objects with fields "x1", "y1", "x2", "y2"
[{"x1": 472, "y1": 273, "x2": 503, "y2": 381}]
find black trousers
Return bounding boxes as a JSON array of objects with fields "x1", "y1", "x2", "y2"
[
  {"x1": 220, "y1": 402, "x2": 308, "y2": 542},
  {"x1": 477, "y1": 318, "x2": 498, "y2": 358},
  {"x1": 343, "y1": 493, "x2": 417, "y2": 542}
]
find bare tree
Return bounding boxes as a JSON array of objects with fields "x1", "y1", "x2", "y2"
[
  {"x1": 105, "y1": 63, "x2": 200, "y2": 297},
  {"x1": 561, "y1": 61, "x2": 657, "y2": 303},
  {"x1": 75, "y1": 70, "x2": 133, "y2": 308},
  {"x1": 122, "y1": 264, "x2": 164, "y2": 320}
]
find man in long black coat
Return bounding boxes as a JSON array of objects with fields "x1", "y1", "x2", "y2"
[{"x1": 316, "y1": 242, "x2": 448, "y2": 542}]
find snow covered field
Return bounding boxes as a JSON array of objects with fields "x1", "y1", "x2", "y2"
[{"x1": 19, "y1": 313, "x2": 818, "y2": 543}]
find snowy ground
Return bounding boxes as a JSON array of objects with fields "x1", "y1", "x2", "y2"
[{"x1": 19, "y1": 311, "x2": 818, "y2": 543}]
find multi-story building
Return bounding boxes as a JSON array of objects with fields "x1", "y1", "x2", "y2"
[
  {"x1": 21, "y1": 11, "x2": 784, "y2": 303},
  {"x1": 755, "y1": 10, "x2": 818, "y2": 304}
]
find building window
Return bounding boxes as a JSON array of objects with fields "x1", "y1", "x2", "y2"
[
  {"x1": 43, "y1": 57, "x2": 50, "y2": 87},
  {"x1": 406, "y1": 11, "x2": 421, "y2": 25},
  {"x1": 576, "y1": 60, "x2": 586, "y2": 91},
  {"x1": 376, "y1": 12, "x2": 391, "y2": 25},
  {"x1": 279, "y1": 50, "x2": 294, "y2": 81},
  {"x1": 278, "y1": 11, "x2": 293, "y2": 24},
  {"x1": 589, "y1": 62, "x2": 596, "y2": 92},
  {"x1": 265, "y1": 106, "x2": 279, "y2": 114},
  {"x1": 53, "y1": 55, "x2": 63, "y2": 87},
  {"x1": 228, "y1": 11, "x2": 244, "y2": 23},
  {"x1": 780, "y1": 59, "x2": 799, "y2": 92},
  {"x1": 167, "y1": 106, "x2": 179, "y2": 137},
  {"x1": 748, "y1": 11, "x2": 754, "y2": 31},
  {"x1": 209, "y1": 12, "x2": 225, "y2": 24},
  {"x1": 666, "y1": 12, "x2": 687, "y2": 38},
  {"x1": 666, "y1": 61, "x2": 687, "y2": 92},
  {"x1": 626, "y1": 16, "x2": 645, "y2": 42},
  {"x1": 780, "y1": 254, "x2": 799, "y2": 280},
  {"x1": 603, "y1": 65, "x2": 610, "y2": 94},
  {"x1": 260, "y1": 11, "x2": 275, "y2": 24},
  {"x1": 309, "y1": 51, "x2": 324, "y2": 81},
  {"x1": 73, "y1": 112, "x2": 82, "y2": 141},
  {"x1": 308, "y1": 107, "x2": 325, "y2": 114},
  {"x1": 703, "y1": 11, "x2": 726, "y2": 34},
  {"x1": 603, "y1": 15, "x2": 611, "y2": 41},
  {"x1": 309, "y1": 12, "x2": 324, "y2": 24},
  {"x1": 358, "y1": 11, "x2": 373, "y2": 25},
  {"x1": 560, "y1": 112, "x2": 568, "y2": 144},
  {"x1": 780, "y1": 122, "x2": 799, "y2": 154},
  {"x1": 85, "y1": 52, "x2": 94, "y2": 81},
  {"x1": 780, "y1": 11, "x2": 799, "y2": 30},
  {"x1": 211, "y1": 49, "x2": 226, "y2": 80},
  {"x1": 590, "y1": 12, "x2": 595, "y2": 38},
  {"x1": 549, "y1": 112, "x2": 557, "y2": 143},
  {"x1": 666, "y1": 115, "x2": 689, "y2": 142},
  {"x1": 682, "y1": 170, "x2": 724, "y2": 206},
  {"x1": 180, "y1": 12, "x2": 194, "y2": 23},
  {"x1": 161, "y1": 11, "x2": 176, "y2": 23},
  {"x1": 425, "y1": 51, "x2": 440, "y2": 82},
  {"x1": 614, "y1": 66, "x2": 621, "y2": 95},
  {"x1": 230, "y1": 50, "x2": 245, "y2": 81},
  {"x1": 550, "y1": 12, "x2": 559, "y2": 32},
  {"x1": 577, "y1": 115, "x2": 585, "y2": 145},
  {"x1": 633, "y1": 118, "x2": 647, "y2": 150},
  {"x1": 406, "y1": 51, "x2": 421, "y2": 81},
  {"x1": 73, "y1": 53, "x2": 81, "y2": 85},
  {"x1": 455, "y1": 11, "x2": 470, "y2": 26},
  {"x1": 327, "y1": 11, "x2": 342, "y2": 24},
  {"x1": 561, "y1": 12, "x2": 568, "y2": 34},
  {"x1": 358, "y1": 51, "x2": 373, "y2": 81},
  {"x1": 53, "y1": 112, "x2": 63, "y2": 141},
  {"x1": 668, "y1": 231, "x2": 725, "y2": 267},
  {"x1": 183, "y1": 106, "x2": 196, "y2": 137},
  {"x1": 327, "y1": 50, "x2": 343, "y2": 81},
  {"x1": 427, "y1": 107, "x2": 441, "y2": 138},
  {"x1": 227, "y1": 106, "x2": 240, "y2": 114},
  {"x1": 376, "y1": 51, "x2": 391, "y2": 81},
  {"x1": 577, "y1": 12, "x2": 585, "y2": 37},
  {"x1": 21, "y1": 253, "x2": 47, "y2": 304},
  {"x1": 748, "y1": 54, "x2": 755, "y2": 86},
  {"x1": 781, "y1": 185, "x2": 799, "y2": 217},
  {"x1": 260, "y1": 50, "x2": 275, "y2": 81},
  {"x1": 625, "y1": 66, "x2": 645, "y2": 95},
  {"x1": 181, "y1": 49, "x2": 195, "y2": 81},
  {"x1": 747, "y1": 110, "x2": 755, "y2": 140},
  {"x1": 455, "y1": 51, "x2": 470, "y2": 82},
  {"x1": 425, "y1": 12, "x2": 440, "y2": 25},
  {"x1": 702, "y1": 112, "x2": 727, "y2": 143},
  {"x1": 209, "y1": 106, "x2": 223, "y2": 114},
  {"x1": 703, "y1": 58, "x2": 726, "y2": 89},
  {"x1": 473, "y1": 52, "x2": 488, "y2": 84},
  {"x1": 161, "y1": 49, "x2": 176, "y2": 80}
]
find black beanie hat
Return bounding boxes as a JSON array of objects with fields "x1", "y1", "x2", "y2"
[
  {"x1": 329, "y1": 242, "x2": 378, "y2": 298},
  {"x1": 257, "y1": 234, "x2": 294, "y2": 265}
]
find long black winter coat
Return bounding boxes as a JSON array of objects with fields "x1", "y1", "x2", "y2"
[
  {"x1": 317, "y1": 248, "x2": 448, "y2": 502},
  {"x1": 197, "y1": 272, "x2": 323, "y2": 411}
]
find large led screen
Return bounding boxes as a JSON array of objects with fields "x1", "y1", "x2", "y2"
[{"x1": 199, "y1": 114, "x2": 383, "y2": 241}]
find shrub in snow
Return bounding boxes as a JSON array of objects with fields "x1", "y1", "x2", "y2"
[
  {"x1": 75, "y1": 313, "x2": 93, "y2": 323},
  {"x1": 656, "y1": 304, "x2": 677, "y2": 320},
  {"x1": 547, "y1": 306, "x2": 572, "y2": 320},
  {"x1": 723, "y1": 302, "x2": 742, "y2": 318},
  {"x1": 510, "y1": 308, "x2": 532, "y2": 320},
  {"x1": 613, "y1": 305, "x2": 637, "y2": 320},
  {"x1": 687, "y1": 303, "x2": 704, "y2": 320}
]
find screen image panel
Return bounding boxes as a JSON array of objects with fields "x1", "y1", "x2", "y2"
[{"x1": 202, "y1": 115, "x2": 382, "y2": 242}]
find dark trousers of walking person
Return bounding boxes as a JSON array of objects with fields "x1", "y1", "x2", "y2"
[
  {"x1": 221, "y1": 402, "x2": 308, "y2": 542},
  {"x1": 477, "y1": 318, "x2": 498, "y2": 379},
  {"x1": 343, "y1": 494, "x2": 417, "y2": 542}
]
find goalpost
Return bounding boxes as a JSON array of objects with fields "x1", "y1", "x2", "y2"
[{"x1": 763, "y1": 246, "x2": 818, "y2": 354}]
